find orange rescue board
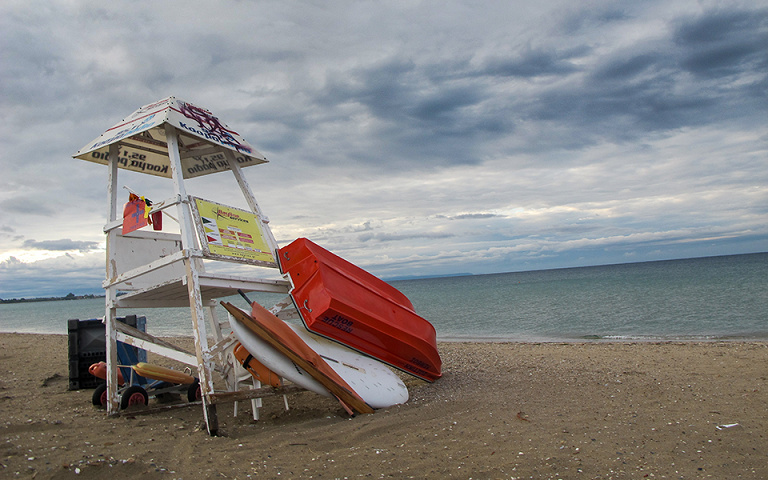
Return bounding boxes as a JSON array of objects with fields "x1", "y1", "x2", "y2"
[
  {"x1": 232, "y1": 342, "x2": 283, "y2": 388},
  {"x1": 221, "y1": 301, "x2": 374, "y2": 415},
  {"x1": 89, "y1": 361, "x2": 125, "y2": 385}
]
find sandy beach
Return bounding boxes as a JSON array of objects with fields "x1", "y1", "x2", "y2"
[{"x1": 1, "y1": 333, "x2": 766, "y2": 479}]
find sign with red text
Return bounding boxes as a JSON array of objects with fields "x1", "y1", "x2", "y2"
[{"x1": 190, "y1": 197, "x2": 275, "y2": 266}]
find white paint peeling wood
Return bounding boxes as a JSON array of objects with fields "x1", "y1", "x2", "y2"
[{"x1": 92, "y1": 99, "x2": 290, "y2": 435}]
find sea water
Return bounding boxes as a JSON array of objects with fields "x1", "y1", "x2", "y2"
[
  {"x1": 1, "y1": 253, "x2": 766, "y2": 341},
  {"x1": 395, "y1": 252, "x2": 768, "y2": 341}
]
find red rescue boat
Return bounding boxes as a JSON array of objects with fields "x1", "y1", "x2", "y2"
[{"x1": 278, "y1": 238, "x2": 442, "y2": 382}]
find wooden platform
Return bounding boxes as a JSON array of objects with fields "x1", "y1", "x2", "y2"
[{"x1": 115, "y1": 273, "x2": 290, "y2": 308}]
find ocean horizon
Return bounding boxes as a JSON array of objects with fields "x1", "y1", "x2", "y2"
[{"x1": 1, "y1": 252, "x2": 766, "y2": 342}]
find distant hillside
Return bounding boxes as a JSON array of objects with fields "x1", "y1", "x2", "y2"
[
  {"x1": 385, "y1": 273, "x2": 474, "y2": 281},
  {"x1": 0, "y1": 293, "x2": 103, "y2": 304}
]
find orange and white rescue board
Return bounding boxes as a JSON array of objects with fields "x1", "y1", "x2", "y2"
[
  {"x1": 131, "y1": 362, "x2": 195, "y2": 385},
  {"x1": 222, "y1": 301, "x2": 374, "y2": 415},
  {"x1": 232, "y1": 342, "x2": 283, "y2": 388}
]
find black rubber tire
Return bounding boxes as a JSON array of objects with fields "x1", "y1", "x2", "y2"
[
  {"x1": 120, "y1": 385, "x2": 149, "y2": 409},
  {"x1": 92, "y1": 383, "x2": 107, "y2": 407},
  {"x1": 187, "y1": 378, "x2": 202, "y2": 402}
]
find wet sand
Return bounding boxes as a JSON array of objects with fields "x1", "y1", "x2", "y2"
[{"x1": 1, "y1": 333, "x2": 766, "y2": 479}]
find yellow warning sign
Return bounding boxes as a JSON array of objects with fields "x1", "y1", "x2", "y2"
[{"x1": 191, "y1": 197, "x2": 275, "y2": 265}]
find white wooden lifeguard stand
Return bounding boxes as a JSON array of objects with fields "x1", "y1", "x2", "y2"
[{"x1": 74, "y1": 97, "x2": 291, "y2": 435}]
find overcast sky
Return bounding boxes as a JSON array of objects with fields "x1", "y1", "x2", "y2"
[{"x1": 1, "y1": 0, "x2": 766, "y2": 298}]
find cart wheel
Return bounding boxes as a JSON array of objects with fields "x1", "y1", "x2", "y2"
[
  {"x1": 120, "y1": 385, "x2": 149, "y2": 409},
  {"x1": 92, "y1": 383, "x2": 108, "y2": 407},
  {"x1": 187, "y1": 379, "x2": 202, "y2": 402}
]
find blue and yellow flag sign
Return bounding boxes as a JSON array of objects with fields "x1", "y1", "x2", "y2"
[{"x1": 191, "y1": 197, "x2": 275, "y2": 266}]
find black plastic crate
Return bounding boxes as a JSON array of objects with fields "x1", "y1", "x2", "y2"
[{"x1": 67, "y1": 315, "x2": 148, "y2": 390}]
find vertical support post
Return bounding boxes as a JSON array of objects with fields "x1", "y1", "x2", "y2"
[
  {"x1": 207, "y1": 304, "x2": 224, "y2": 342},
  {"x1": 104, "y1": 143, "x2": 120, "y2": 415},
  {"x1": 165, "y1": 124, "x2": 219, "y2": 436},
  {"x1": 223, "y1": 150, "x2": 280, "y2": 255},
  {"x1": 250, "y1": 378, "x2": 263, "y2": 421}
]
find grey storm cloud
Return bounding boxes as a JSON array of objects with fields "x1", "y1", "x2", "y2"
[
  {"x1": 0, "y1": 0, "x2": 766, "y2": 296},
  {"x1": 674, "y1": 8, "x2": 768, "y2": 77},
  {"x1": 450, "y1": 214, "x2": 501, "y2": 220},
  {"x1": 22, "y1": 239, "x2": 100, "y2": 252},
  {"x1": 264, "y1": 5, "x2": 768, "y2": 168},
  {"x1": 358, "y1": 232, "x2": 455, "y2": 243},
  {"x1": 479, "y1": 46, "x2": 585, "y2": 78}
]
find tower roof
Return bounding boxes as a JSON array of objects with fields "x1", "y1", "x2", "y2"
[{"x1": 74, "y1": 97, "x2": 267, "y2": 178}]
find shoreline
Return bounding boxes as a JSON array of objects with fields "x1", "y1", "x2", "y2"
[
  {"x1": 439, "y1": 335, "x2": 768, "y2": 343},
  {"x1": 1, "y1": 332, "x2": 766, "y2": 479},
  {"x1": 3, "y1": 329, "x2": 768, "y2": 344}
]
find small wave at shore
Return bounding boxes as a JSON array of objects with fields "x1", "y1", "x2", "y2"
[{"x1": 438, "y1": 332, "x2": 768, "y2": 343}]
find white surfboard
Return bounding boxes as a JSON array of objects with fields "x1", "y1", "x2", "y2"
[{"x1": 228, "y1": 314, "x2": 408, "y2": 409}]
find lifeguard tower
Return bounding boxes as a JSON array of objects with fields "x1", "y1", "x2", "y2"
[{"x1": 74, "y1": 97, "x2": 291, "y2": 435}]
